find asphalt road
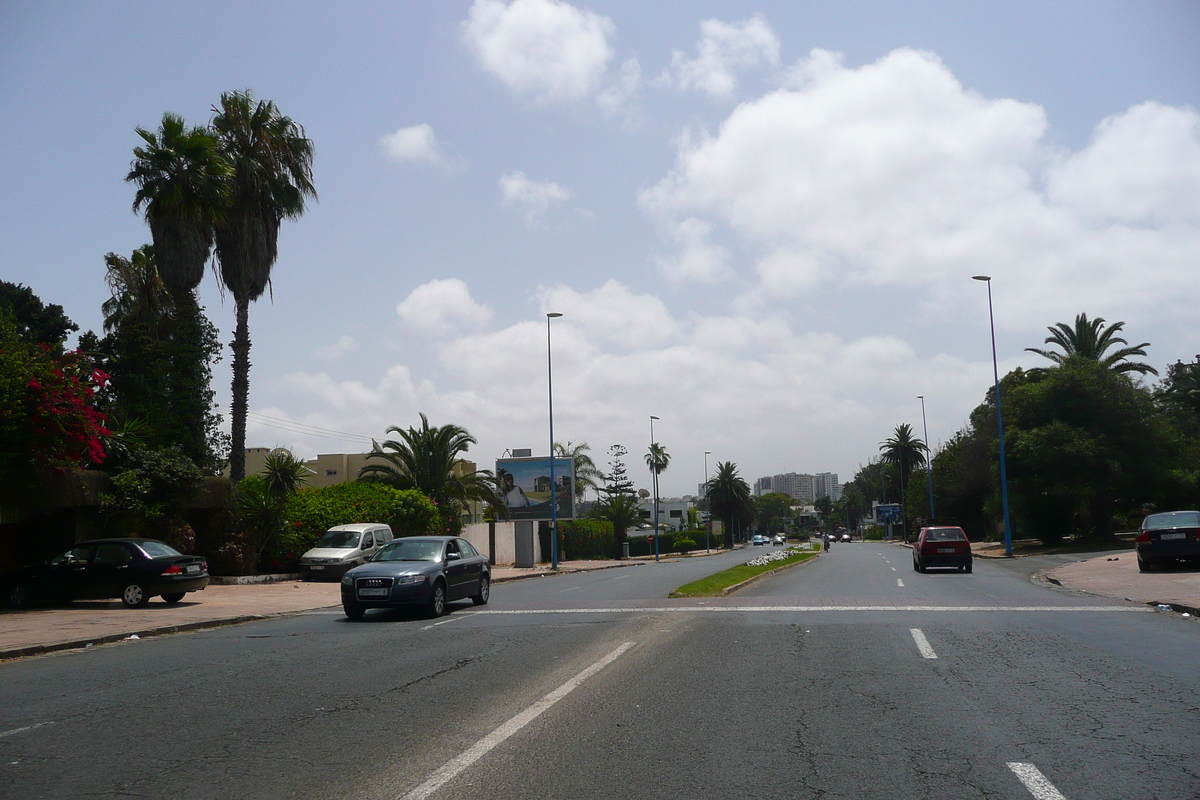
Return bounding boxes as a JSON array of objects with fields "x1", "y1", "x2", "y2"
[{"x1": 2, "y1": 542, "x2": 1198, "y2": 799}]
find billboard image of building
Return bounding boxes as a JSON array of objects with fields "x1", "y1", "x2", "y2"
[{"x1": 495, "y1": 456, "x2": 575, "y2": 521}]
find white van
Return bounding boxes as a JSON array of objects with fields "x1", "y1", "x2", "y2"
[{"x1": 300, "y1": 523, "x2": 393, "y2": 580}]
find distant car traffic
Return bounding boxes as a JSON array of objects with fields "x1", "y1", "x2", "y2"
[
  {"x1": 752, "y1": 535, "x2": 769, "y2": 546},
  {"x1": 912, "y1": 526, "x2": 972, "y2": 573},
  {"x1": 341, "y1": 536, "x2": 489, "y2": 619},
  {"x1": 771, "y1": 534, "x2": 785, "y2": 545},
  {"x1": 4, "y1": 538, "x2": 209, "y2": 608},
  {"x1": 1136, "y1": 511, "x2": 1200, "y2": 572},
  {"x1": 840, "y1": 533, "x2": 851, "y2": 542}
]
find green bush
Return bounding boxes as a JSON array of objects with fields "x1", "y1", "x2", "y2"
[
  {"x1": 675, "y1": 537, "x2": 696, "y2": 553},
  {"x1": 864, "y1": 525, "x2": 885, "y2": 541},
  {"x1": 559, "y1": 519, "x2": 615, "y2": 560}
]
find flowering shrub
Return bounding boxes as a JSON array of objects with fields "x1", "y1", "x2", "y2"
[{"x1": 0, "y1": 323, "x2": 110, "y2": 476}]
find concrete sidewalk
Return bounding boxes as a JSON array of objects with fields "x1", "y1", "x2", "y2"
[
  {"x1": 1044, "y1": 553, "x2": 1200, "y2": 614},
  {"x1": 0, "y1": 559, "x2": 644, "y2": 660}
]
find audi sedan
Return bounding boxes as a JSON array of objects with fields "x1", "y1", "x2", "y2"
[
  {"x1": 340, "y1": 536, "x2": 490, "y2": 620},
  {"x1": 4, "y1": 538, "x2": 209, "y2": 608},
  {"x1": 1137, "y1": 510, "x2": 1200, "y2": 571}
]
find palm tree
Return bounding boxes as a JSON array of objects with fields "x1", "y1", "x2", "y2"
[
  {"x1": 358, "y1": 414, "x2": 503, "y2": 523},
  {"x1": 1159, "y1": 359, "x2": 1200, "y2": 418},
  {"x1": 211, "y1": 91, "x2": 317, "y2": 481},
  {"x1": 126, "y1": 113, "x2": 230, "y2": 297},
  {"x1": 101, "y1": 246, "x2": 170, "y2": 335},
  {"x1": 705, "y1": 460, "x2": 752, "y2": 548},
  {"x1": 592, "y1": 492, "x2": 642, "y2": 559},
  {"x1": 879, "y1": 423, "x2": 926, "y2": 536},
  {"x1": 644, "y1": 443, "x2": 670, "y2": 526},
  {"x1": 554, "y1": 440, "x2": 602, "y2": 500},
  {"x1": 1025, "y1": 313, "x2": 1158, "y2": 376}
]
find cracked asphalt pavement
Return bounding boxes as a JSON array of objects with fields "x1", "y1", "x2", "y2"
[{"x1": 1, "y1": 543, "x2": 1197, "y2": 799}]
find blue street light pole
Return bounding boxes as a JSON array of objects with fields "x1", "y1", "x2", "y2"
[
  {"x1": 704, "y1": 450, "x2": 711, "y2": 553},
  {"x1": 918, "y1": 395, "x2": 936, "y2": 519},
  {"x1": 973, "y1": 276, "x2": 1013, "y2": 557},
  {"x1": 547, "y1": 312, "x2": 562, "y2": 570},
  {"x1": 650, "y1": 415, "x2": 660, "y2": 562}
]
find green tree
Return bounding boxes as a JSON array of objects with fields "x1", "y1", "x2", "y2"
[
  {"x1": 1157, "y1": 358, "x2": 1200, "y2": 419},
  {"x1": 591, "y1": 493, "x2": 642, "y2": 559},
  {"x1": 644, "y1": 442, "x2": 670, "y2": 517},
  {"x1": 234, "y1": 450, "x2": 309, "y2": 566},
  {"x1": 879, "y1": 423, "x2": 926, "y2": 535},
  {"x1": 705, "y1": 461, "x2": 752, "y2": 548},
  {"x1": 358, "y1": 413, "x2": 502, "y2": 534},
  {"x1": 757, "y1": 492, "x2": 793, "y2": 533},
  {"x1": 814, "y1": 495, "x2": 833, "y2": 522},
  {"x1": 1025, "y1": 312, "x2": 1157, "y2": 376},
  {"x1": 210, "y1": 91, "x2": 317, "y2": 481},
  {"x1": 0, "y1": 282, "x2": 78, "y2": 348}
]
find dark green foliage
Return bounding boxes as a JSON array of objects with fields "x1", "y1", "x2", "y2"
[
  {"x1": 0, "y1": 282, "x2": 78, "y2": 347},
  {"x1": 590, "y1": 492, "x2": 641, "y2": 558},
  {"x1": 757, "y1": 492, "x2": 793, "y2": 533},
  {"x1": 558, "y1": 519, "x2": 615, "y2": 560},
  {"x1": 285, "y1": 482, "x2": 439, "y2": 547},
  {"x1": 1026, "y1": 312, "x2": 1157, "y2": 376},
  {"x1": 674, "y1": 537, "x2": 696, "y2": 553},
  {"x1": 99, "y1": 444, "x2": 203, "y2": 539},
  {"x1": 705, "y1": 461, "x2": 752, "y2": 548}
]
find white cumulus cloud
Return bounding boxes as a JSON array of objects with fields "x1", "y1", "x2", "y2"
[
  {"x1": 396, "y1": 279, "x2": 493, "y2": 336},
  {"x1": 462, "y1": 0, "x2": 615, "y2": 104},
  {"x1": 380, "y1": 124, "x2": 444, "y2": 165},
  {"x1": 500, "y1": 171, "x2": 573, "y2": 225},
  {"x1": 659, "y1": 14, "x2": 780, "y2": 100},
  {"x1": 313, "y1": 335, "x2": 358, "y2": 362}
]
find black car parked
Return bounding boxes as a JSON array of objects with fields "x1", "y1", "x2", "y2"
[
  {"x1": 1137, "y1": 511, "x2": 1200, "y2": 571},
  {"x1": 340, "y1": 536, "x2": 489, "y2": 620},
  {"x1": 5, "y1": 538, "x2": 209, "y2": 608}
]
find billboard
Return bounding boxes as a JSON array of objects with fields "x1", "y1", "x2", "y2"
[
  {"x1": 495, "y1": 456, "x2": 575, "y2": 521},
  {"x1": 876, "y1": 503, "x2": 903, "y2": 524}
]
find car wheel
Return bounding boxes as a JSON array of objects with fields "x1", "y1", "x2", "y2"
[
  {"x1": 161, "y1": 592, "x2": 185, "y2": 604},
  {"x1": 428, "y1": 582, "x2": 446, "y2": 617},
  {"x1": 7, "y1": 584, "x2": 30, "y2": 609},
  {"x1": 917, "y1": 559, "x2": 926, "y2": 573},
  {"x1": 912, "y1": 557, "x2": 919, "y2": 572},
  {"x1": 1137, "y1": 555, "x2": 1153, "y2": 572},
  {"x1": 965, "y1": 562, "x2": 972, "y2": 574},
  {"x1": 343, "y1": 602, "x2": 365, "y2": 621},
  {"x1": 472, "y1": 575, "x2": 490, "y2": 606},
  {"x1": 121, "y1": 583, "x2": 150, "y2": 608}
]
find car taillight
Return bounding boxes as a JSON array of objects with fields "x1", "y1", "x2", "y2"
[
  {"x1": 162, "y1": 564, "x2": 183, "y2": 575},
  {"x1": 1136, "y1": 531, "x2": 1150, "y2": 543}
]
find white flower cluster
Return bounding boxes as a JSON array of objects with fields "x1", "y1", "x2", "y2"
[{"x1": 745, "y1": 546, "x2": 804, "y2": 568}]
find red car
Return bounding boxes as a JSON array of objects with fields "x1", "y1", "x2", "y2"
[{"x1": 912, "y1": 526, "x2": 972, "y2": 573}]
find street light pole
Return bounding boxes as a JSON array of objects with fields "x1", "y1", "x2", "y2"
[
  {"x1": 704, "y1": 450, "x2": 711, "y2": 553},
  {"x1": 650, "y1": 415, "x2": 660, "y2": 562},
  {"x1": 972, "y1": 276, "x2": 1013, "y2": 557},
  {"x1": 918, "y1": 395, "x2": 936, "y2": 519},
  {"x1": 547, "y1": 312, "x2": 562, "y2": 570}
]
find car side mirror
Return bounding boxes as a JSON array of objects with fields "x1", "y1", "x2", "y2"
[{"x1": 446, "y1": 552, "x2": 461, "y2": 561}]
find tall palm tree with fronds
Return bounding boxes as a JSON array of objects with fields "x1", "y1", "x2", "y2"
[
  {"x1": 592, "y1": 492, "x2": 642, "y2": 559},
  {"x1": 211, "y1": 91, "x2": 317, "y2": 481},
  {"x1": 101, "y1": 246, "x2": 170, "y2": 335},
  {"x1": 880, "y1": 423, "x2": 926, "y2": 535},
  {"x1": 644, "y1": 443, "x2": 670, "y2": 526},
  {"x1": 555, "y1": 440, "x2": 602, "y2": 500},
  {"x1": 705, "y1": 460, "x2": 752, "y2": 548},
  {"x1": 1025, "y1": 313, "x2": 1158, "y2": 376},
  {"x1": 358, "y1": 414, "x2": 503, "y2": 527},
  {"x1": 126, "y1": 113, "x2": 230, "y2": 297}
]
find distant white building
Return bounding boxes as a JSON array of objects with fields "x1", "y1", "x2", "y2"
[
  {"x1": 754, "y1": 471, "x2": 840, "y2": 503},
  {"x1": 636, "y1": 496, "x2": 697, "y2": 531}
]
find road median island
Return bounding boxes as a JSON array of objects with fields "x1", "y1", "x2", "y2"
[{"x1": 669, "y1": 544, "x2": 821, "y2": 597}]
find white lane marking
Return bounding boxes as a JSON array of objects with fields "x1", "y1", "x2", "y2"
[
  {"x1": 400, "y1": 642, "x2": 635, "y2": 800},
  {"x1": 1007, "y1": 762, "x2": 1069, "y2": 800},
  {"x1": 890, "y1": 567, "x2": 897, "y2": 572},
  {"x1": 559, "y1": 585, "x2": 583, "y2": 593},
  {"x1": 419, "y1": 613, "x2": 476, "y2": 631},
  {"x1": 910, "y1": 628, "x2": 938, "y2": 659},
  {"x1": 0, "y1": 721, "x2": 54, "y2": 738},
  {"x1": 897, "y1": 579, "x2": 905, "y2": 587},
  {"x1": 473, "y1": 605, "x2": 1139, "y2": 614}
]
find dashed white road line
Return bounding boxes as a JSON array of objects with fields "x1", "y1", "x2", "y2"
[
  {"x1": 559, "y1": 585, "x2": 583, "y2": 593},
  {"x1": 1008, "y1": 762, "x2": 1069, "y2": 800},
  {"x1": 419, "y1": 614, "x2": 476, "y2": 631},
  {"x1": 890, "y1": 566, "x2": 897, "y2": 572},
  {"x1": 909, "y1": 628, "x2": 938, "y2": 659},
  {"x1": 400, "y1": 642, "x2": 635, "y2": 800},
  {"x1": 896, "y1": 579, "x2": 905, "y2": 587},
  {"x1": 0, "y1": 721, "x2": 54, "y2": 738}
]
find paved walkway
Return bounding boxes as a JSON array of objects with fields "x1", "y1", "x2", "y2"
[
  {"x1": 1045, "y1": 552, "x2": 1200, "y2": 613},
  {"x1": 0, "y1": 559, "x2": 648, "y2": 659}
]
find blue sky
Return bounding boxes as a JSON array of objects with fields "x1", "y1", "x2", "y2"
[{"x1": 2, "y1": 1, "x2": 1198, "y2": 496}]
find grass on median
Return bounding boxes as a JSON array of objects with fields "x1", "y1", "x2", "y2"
[{"x1": 668, "y1": 544, "x2": 821, "y2": 597}]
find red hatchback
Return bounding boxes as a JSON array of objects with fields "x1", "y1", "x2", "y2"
[{"x1": 913, "y1": 526, "x2": 973, "y2": 573}]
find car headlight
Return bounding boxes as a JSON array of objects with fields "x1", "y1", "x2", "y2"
[
  {"x1": 340, "y1": 574, "x2": 354, "y2": 586},
  {"x1": 394, "y1": 574, "x2": 425, "y2": 585}
]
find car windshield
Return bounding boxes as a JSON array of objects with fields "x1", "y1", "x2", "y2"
[
  {"x1": 137, "y1": 541, "x2": 182, "y2": 558},
  {"x1": 316, "y1": 530, "x2": 361, "y2": 548},
  {"x1": 925, "y1": 528, "x2": 966, "y2": 542},
  {"x1": 374, "y1": 540, "x2": 443, "y2": 562},
  {"x1": 1143, "y1": 511, "x2": 1200, "y2": 530}
]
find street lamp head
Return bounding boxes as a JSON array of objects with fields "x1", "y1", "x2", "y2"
[
  {"x1": 546, "y1": 312, "x2": 563, "y2": 318},
  {"x1": 704, "y1": 450, "x2": 711, "y2": 455},
  {"x1": 971, "y1": 275, "x2": 991, "y2": 282},
  {"x1": 917, "y1": 395, "x2": 923, "y2": 400},
  {"x1": 650, "y1": 415, "x2": 659, "y2": 420}
]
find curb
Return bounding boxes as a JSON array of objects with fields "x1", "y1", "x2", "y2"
[
  {"x1": 1036, "y1": 570, "x2": 1200, "y2": 618},
  {"x1": 492, "y1": 562, "x2": 643, "y2": 584},
  {"x1": 0, "y1": 606, "x2": 339, "y2": 661},
  {"x1": 718, "y1": 550, "x2": 821, "y2": 596},
  {"x1": 1144, "y1": 600, "x2": 1200, "y2": 616}
]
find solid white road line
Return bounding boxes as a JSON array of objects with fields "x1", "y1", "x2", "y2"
[
  {"x1": 0, "y1": 721, "x2": 54, "y2": 738},
  {"x1": 473, "y1": 605, "x2": 1140, "y2": 614},
  {"x1": 419, "y1": 614, "x2": 474, "y2": 631},
  {"x1": 897, "y1": 579, "x2": 905, "y2": 587},
  {"x1": 909, "y1": 628, "x2": 938, "y2": 659},
  {"x1": 399, "y1": 642, "x2": 635, "y2": 800},
  {"x1": 1007, "y1": 762, "x2": 1069, "y2": 800}
]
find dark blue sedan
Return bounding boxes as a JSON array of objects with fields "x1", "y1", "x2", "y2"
[{"x1": 340, "y1": 536, "x2": 490, "y2": 620}]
